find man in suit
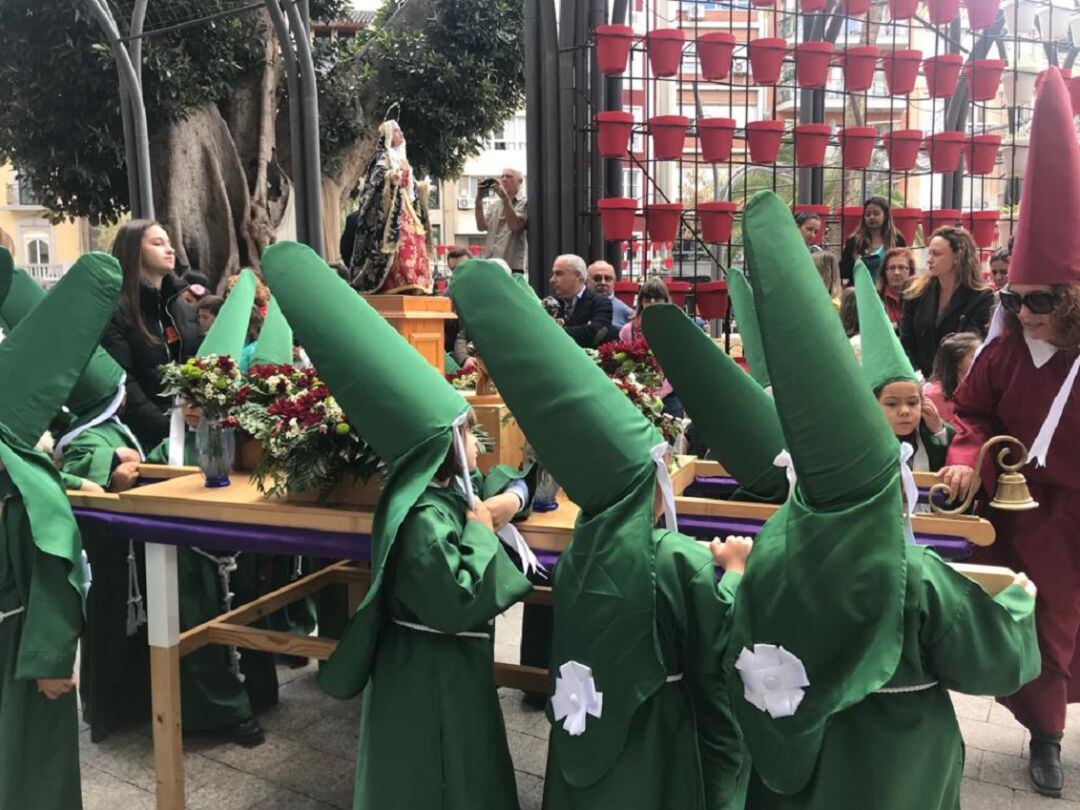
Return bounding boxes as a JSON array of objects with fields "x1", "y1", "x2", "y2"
[
  {"x1": 550, "y1": 254, "x2": 614, "y2": 346},
  {"x1": 587, "y1": 260, "x2": 633, "y2": 330}
]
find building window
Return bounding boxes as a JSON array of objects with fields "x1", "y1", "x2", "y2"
[{"x1": 25, "y1": 236, "x2": 49, "y2": 265}]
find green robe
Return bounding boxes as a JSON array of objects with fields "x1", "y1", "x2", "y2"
[
  {"x1": 0, "y1": 468, "x2": 83, "y2": 809},
  {"x1": 353, "y1": 482, "x2": 532, "y2": 810},
  {"x1": 746, "y1": 545, "x2": 1040, "y2": 809},
  {"x1": 543, "y1": 531, "x2": 748, "y2": 810}
]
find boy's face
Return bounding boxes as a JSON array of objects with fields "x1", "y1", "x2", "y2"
[
  {"x1": 461, "y1": 424, "x2": 479, "y2": 472},
  {"x1": 198, "y1": 309, "x2": 216, "y2": 333},
  {"x1": 877, "y1": 380, "x2": 922, "y2": 437}
]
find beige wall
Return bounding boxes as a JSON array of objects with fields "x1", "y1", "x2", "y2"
[{"x1": 0, "y1": 163, "x2": 88, "y2": 267}]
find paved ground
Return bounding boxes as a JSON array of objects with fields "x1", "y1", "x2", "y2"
[{"x1": 79, "y1": 603, "x2": 1079, "y2": 809}]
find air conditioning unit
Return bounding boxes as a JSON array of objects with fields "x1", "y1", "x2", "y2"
[{"x1": 457, "y1": 195, "x2": 472, "y2": 209}]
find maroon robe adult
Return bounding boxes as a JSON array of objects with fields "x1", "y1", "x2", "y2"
[{"x1": 949, "y1": 330, "x2": 1080, "y2": 734}]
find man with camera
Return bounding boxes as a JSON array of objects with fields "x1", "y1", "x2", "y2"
[{"x1": 475, "y1": 168, "x2": 527, "y2": 274}]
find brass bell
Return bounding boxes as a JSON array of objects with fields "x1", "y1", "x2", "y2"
[
  {"x1": 989, "y1": 471, "x2": 1039, "y2": 511},
  {"x1": 932, "y1": 435, "x2": 1040, "y2": 516}
]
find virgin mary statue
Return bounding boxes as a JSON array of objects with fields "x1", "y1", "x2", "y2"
[{"x1": 348, "y1": 120, "x2": 434, "y2": 294}]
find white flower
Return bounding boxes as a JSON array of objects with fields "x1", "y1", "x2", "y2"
[
  {"x1": 551, "y1": 661, "x2": 603, "y2": 736},
  {"x1": 735, "y1": 644, "x2": 810, "y2": 719}
]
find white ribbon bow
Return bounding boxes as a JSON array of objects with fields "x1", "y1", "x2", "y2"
[
  {"x1": 651, "y1": 442, "x2": 678, "y2": 532},
  {"x1": 899, "y1": 442, "x2": 919, "y2": 545},
  {"x1": 497, "y1": 522, "x2": 547, "y2": 579},
  {"x1": 551, "y1": 660, "x2": 604, "y2": 736},
  {"x1": 772, "y1": 450, "x2": 797, "y2": 497},
  {"x1": 735, "y1": 644, "x2": 810, "y2": 719}
]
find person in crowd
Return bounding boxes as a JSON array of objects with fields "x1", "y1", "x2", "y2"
[
  {"x1": 877, "y1": 247, "x2": 916, "y2": 326},
  {"x1": 899, "y1": 226, "x2": 994, "y2": 378},
  {"x1": 339, "y1": 186, "x2": 362, "y2": 266},
  {"x1": 733, "y1": 191, "x2": 1038, "y2": 810},
  {"x1": 990, "y1": 248, "x2": 1010, "y2": 290},
  {"x1": 446, "y1": 245, "x2": 472, "y2": 274},
  {"x1": 939, "y1": 69, "x2": 1080, "y2": 798},
  {"x1": 726, "y1": 268, "x2": 772, "y2": 391},
  {"x1": 922, "y1": 332, "x2": 980, "y2": 424},
  {"x1": 101, "y1": 220, "x2": 201, "y2": 450},
  {"x1": 453, "y1": 259, "x2": 754, "y2": 810},
  {"x1": 225, "y1": 270, "x2": 270, "y2": 317},
  {"x1": 550, "y1": 253, "x2": 614, "y2": 347},
  {"x1": 839, "y1": 287, "x2": 862, "y2": 361},
  {"x1": 619, "y1": 276, "x2": 671, "y2": 342},
  {"x1": 0, "y1": 251, "x2": 123, "y2": 809},
  {"x1": 588, "y1": 260, "x2": 633, "y2": 329},
  {"x1": 811, "y1": 251, "x2": 842, "y2": 310},
  {"x1": 178, "y1": 271, "x2": 210, "y2": 309},
  {"x1": 197, "y1": 295, "x2": 224, "y2": 335},
  {"x1": 793, "y1": 210, "x2": 824, "y2": 252},
  {"x1": 839, "y1": 196, "x2": 907, "y2": 285},
  {"x1": 475, "y1": 168, "x2": 527, "y2": 274}
]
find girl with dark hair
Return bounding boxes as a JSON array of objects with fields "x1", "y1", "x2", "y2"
[
  {"x1": 923, "y1": 332, "x2": 981, "y2": 423},
  {"x1": 793, "y1": 210, "x2": 824, "y2": 251},
  {"x1": 839, "y1": 196, "x2": 906, "y2": 285},
  {"x1": 101, "y1": 220, "x2": 201, "y2": 448}
]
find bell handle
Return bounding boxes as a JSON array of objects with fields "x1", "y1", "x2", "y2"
[{"x1": 929, "y1": 435, "x2": 1030, "y2": 516}]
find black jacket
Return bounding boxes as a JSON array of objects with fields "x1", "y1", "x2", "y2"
[
  {"x1": 559, "y1": 287, "x2": 614, "y2": 347},
  {"x1": 899, "y1": 279, "x2": 994, "y2": 378},
  {"x1": 839, "y1": 232, "x2": 907, "y2": 287},
  {"x1": 101, "y1": 274, "x2": 202, "y2": 449}
]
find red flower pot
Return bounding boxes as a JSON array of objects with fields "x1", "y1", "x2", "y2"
[
  {"x1": 892, "y1": 208, "x2": 923, "y2": 244},
  {"x1": 965, "y1": 210, "x2": 1000, "y2": 248},
  {"x1": 598, "y1": 198, "x2": 638, "y2": 241},
  {"x1": 963, "y1": 134, "x2": 1002, "y2": 175},
  {"x1": 613, "y1": 280, "x2": 637, "y2": 308},
  {"x1": 698, "y1": 202, "x2": 738, "y2": 243},
  {"x1": 925, "y1": 131, "x2": 966, "y2": 173},
  {"x1": 649, "y1": 115, "x2": 689, "y2": 160},
  {"x1": 795, "y1": 41, "x2": 834, "y2": 88},
  {"x1": 842, "y1": 46, "x2": 880, "y2": 91},
  {"x1": 664, "y1": 279, "x2": 692, "y2": 308},
  {"x1": 922, "y1": 208, "x2": 962, "y2": 238},
  {"x1": 964, "y1": 0, "x2": 1001, "y2": 29},
  {"x1": 926, "y1": 0, "x2": 960, "y2": 25},
  {"x1": 801, "y1": 0, "x2": 829, "y2": 9},
  {"x1": 697, "y1": 32, "x2": 737, "y2": 81},
  {"x1": 746, "y1": 119, "x2": 786, "y2": 164},
  {"x1": 888, "y1": 0, "x2": 920, "y2": 19},
  {"x1": 595, "y1": 111, "x2": 635, "y2": 158},
  {"x1": 646, "y1": 29, "x2": 686, "y2": 78},
  {"x1": 884, "y1": 129, "x2": 924, "y2": 171},
  {"x1": 695, "y1": 280, "x2": 730, "y2": 320},
  {"x1": 883, "y1": 49, "x2": 922, "y2": 95},
  {"x1": 748, "y1": 38, "x2": 788, "y2": 86},
  {"x1": 794, "y1": 123, "x2": 832, "y2": 166},
  {"x1": 793, "y1": 204, "x2": 830, "y2": 244},
  {"x1": 751, "y1": 0, "x2": 776, "y2": 6},
  {"x1": 966, "y1": 59, "x2": 1006, "y2": 102},
  {"x1": 841, "y1": 0, "x2": 871, "y2": 14},
  {"x1": 837, "y1": 206, "x2": 865, "y2": 239},
  {"x1": 698, "y1": 118, "x2": 737, "y2": 163},
  {"x1": 839, "y1": 126, "x2": 877, "y2": 169},
  {"x1": 594, "y1": 25, "x2": 635, "y2": 76},
  {"x1": 923, "y1": 54, "x2": 964, "y2": 99},
  {"x1": 645, "y1": 203, "x2": 684, "y2": 242}
]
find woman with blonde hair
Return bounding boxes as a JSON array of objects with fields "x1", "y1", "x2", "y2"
[
  {"x1": 812, "y1": 251, "x2": 842, "y2": 310},
  {"x1": 899, "y1": 226, "x2": 993, "y2": 377}
]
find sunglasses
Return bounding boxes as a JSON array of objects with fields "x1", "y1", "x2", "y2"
[{"x1": 998, "y1": 289, "x2": 1059, "y2": 315}]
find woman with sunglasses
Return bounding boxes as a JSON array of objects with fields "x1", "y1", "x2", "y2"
[{"x1": 938, "y1": 68, "x2": 1080, "y2": 798}]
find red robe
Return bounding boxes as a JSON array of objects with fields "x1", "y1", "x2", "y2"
[{"x1": 948, "y1": 331, "x2": 1080, "y2": 734}]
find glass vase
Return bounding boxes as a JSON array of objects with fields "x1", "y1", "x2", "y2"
[
  {"x1": 533, "y1": 465, "x2": 559, "y2": 512},
  {"x1": 196, "y1": 413, "x2": 235, "y2": 488}
]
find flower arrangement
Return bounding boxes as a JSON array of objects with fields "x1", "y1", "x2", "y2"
[
  {"x1": 446, "y1": 368, "x2": 479, "y2": 390},
  {"x1": 158, "y1": 355, "x2": 241, "y2": 414},
  {"x1": 587, "y1": 340, "x2": 686, "y2": 443}
]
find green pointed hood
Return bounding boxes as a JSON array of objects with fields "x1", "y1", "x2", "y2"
[
  {"x1": 198, "y1": 268, "x2": 256, "y2": 358},
  {"x1": 853, "y1": 261, "x2": 917, "y2": 392},
  {"x1": 642, "y1": 303, "x2": 787, "y2": 502},
  {"x1": 452, "y1": 258, "x2": 668, "y2": 787},
  {"x1": 727, "y1": 267, "x2": 771, "y2": 389},
  {"x1": 250, "y1": 296, "x2": 293, "y2": 366},
  {"x1": 727, "y1": 192, "x2": 906, "y2": 796},
  {"x1": 262, "y1": 242, "x2": 486, "y2": 701}
]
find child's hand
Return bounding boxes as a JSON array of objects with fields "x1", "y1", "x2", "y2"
[
  {"x1": 79, "y1": 479, "x2": 106, "y2": 495},
  {"x1": 109, "y1": 461, "x2": 140, "y2": 493},
  {"x1": 1013, "y1": 571, "x2": 1038, "y2": 599},
  {"x1": 467, "y1": 500, "x2": 495, "y2": 532},
  {"x1": 921, "y1": 395, "x2": 944, "y2": 434},
  {"x1": 938, "y1": 464, "x2": 976, "y2": 502},
  {"x1": 115, "y1": 447, "x2": 141, "y2": 465},
  {"x1": 36, "y1": 677, "x2": 75, "y2": 700},
  {"x1": 710, "y1": 535, "x2": 754, "y2": 573}
]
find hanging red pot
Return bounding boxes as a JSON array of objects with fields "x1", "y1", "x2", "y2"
[
  {"x1": 697, "y1": 32, "x2": 737, "y2": 81},
  {"x1": 794, "y1": 123, "x2": 832, "y2": 166},
  {"x1": 646, "y1": 29, "x2": 686, "y2": 78},
  {"x1": 888, "y1": 0, "x2": 920, "y2": 19},
  {"x1": 748, "y1": 38, "x2": 788, "y2": 86},
  {"x1": 698, "y1": 201, "x2": 738, "y2": 243},
  {"x1": 842, "y1": 45, "x2": 880, "y2": 91},
  {"x1": 751, "y1": 0, "x2": 776, "y2": 6},
  {"x1": 595, "y1": 112, "x2": 635, "y2": 158},
  {"x1": 598, "y1": 198, "x2": 638, "y2": 241},
  {"x1": 613, "y1": 280, "x2": 637, "y2": 308},
  {"x1": 645, "y1": 203, "x2": 684, "y2": 243},
  {"x1": 793, "y1": 204, "x2": 830, "y2": 244},
  {"x1": 801, "y1": 0, "x2": 829, "y2": 9},
  {"x1": 883, "y1": 49, "x2": 923, "y2": 95},
  {"x1": 884, "y1": 129, "x2": 923, "y2": 171},
  {"x1": 746, "y1": 119, "x2": 786, "y2": 164},
  {"x1": 840, "y1": 0, "x2": 871, "y2": 14},
  {"x1": 839, "y1": 126, "x2": 878, "y2": 169},
  {"x1": 837, "y1": 206, "x2": 865, "y2": 239},
  {"x1": 965, "y1": 211, "x2": 1000, "y2": 248},
  {"x1": 795, "y1": 41, "x2": 834, "y2": 89},
  {"x1": 923, "y1": 54, "x2": 964, "y2": 99},
  {"x1": 964, "y1": 0, "x2": 1002, "y2": 29},
  {"x1": 922, "y1": 208, "x2": 962, "y2": 238},
  {"x1": 963, "y1": 134, "x2": 1002, "y2": 174},
  {"x1": 648, "y1": 115, "x2": 690, "y2": 160},
  {"x1": 695, "y1": 280, "x2": 730, "y2": 320},
  {"x1": 594, "y1": 25, "x2": 635, "y2": 76},
  {"x1": 665, "y1": 279, "x2": 692, "y2": 309},
  {"x1": 892, "y1": 208, "x2": 923, "y2": 244},
  {"x1": 698, "y1": 117, "x2": 737, "y2": 163},
  {"x1": 926, "y1": 0, "x2": 960, "y2": 25},
  {"x1": 965, "y1": 59, "x2": 1006, "y2": 102},
  {"x1": 925, "y1": 131, "x2": 966, "y2": 173}
]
